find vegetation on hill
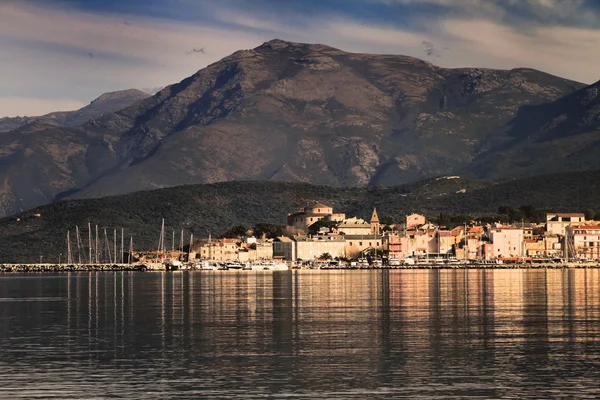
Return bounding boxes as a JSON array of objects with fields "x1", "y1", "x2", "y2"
[{"x1": 0, "y1": 169, "x2": 599, "y2": 263}]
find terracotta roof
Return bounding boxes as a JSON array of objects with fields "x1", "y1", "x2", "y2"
[
  {"x1": 344, "y1": 235, "x2": 381, "y2": 240},
  {"x1": 570, "y1": 225, "x2": 600, "y2": 230},
  {"x1": 549, "y1": 213, "x2": 585, "y2": 217}
]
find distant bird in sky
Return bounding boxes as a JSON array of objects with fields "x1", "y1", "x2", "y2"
[
  {"x1": 186, "y1": 47, "x2": 206, "y2": 55},
  {"x1": 421, "y1": 41, "x2": 448, "y2": 58},
  {"x1": 88, "y1": 52, "x2": 94, "y2": 59}
]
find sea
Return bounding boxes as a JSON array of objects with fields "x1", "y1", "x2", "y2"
[{"x1": 1, "y1": 269, "x2": 600, "y2": 399}]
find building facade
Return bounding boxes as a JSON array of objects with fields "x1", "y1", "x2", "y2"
[
  {"x1": 287, "y1": 203, "x2": 345, "y2": 231},
  {"x1": 566, "y1": 224, "x2": 600, "y2": 260},
  {"x1": 489, "y1": 227, "x2": 524, "y2": 258},
  {"x1": 546, "y1": 213, "x2": 586, "y2": 235}
]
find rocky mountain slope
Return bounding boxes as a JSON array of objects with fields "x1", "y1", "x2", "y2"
[
  {"x1": 0, "y1": 39, "x2": 595, "y2": 217},
  {"x1": 469, "y1": 80, "x2": 600, "y2": 178},
  {"x1": 1, "y1": 170, "x2": 599, "y2": 263},
  {"x1": 0, "y1": 89, "x2": 150, "y2": 132}
]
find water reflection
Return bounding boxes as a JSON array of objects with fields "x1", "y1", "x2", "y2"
[{"x1": 1, "y1": 270, "x2": 600, "y2": 398}]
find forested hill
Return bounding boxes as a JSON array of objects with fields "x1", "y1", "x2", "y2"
[{"x1": 0, "y1": 170, "x2": 599, "y2": 263}]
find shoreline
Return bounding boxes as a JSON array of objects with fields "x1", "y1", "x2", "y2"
[{"x1": 1, "y1": 262, "x2": 599, "y2": 273}]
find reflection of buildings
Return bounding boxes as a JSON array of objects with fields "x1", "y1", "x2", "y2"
[{"x1": 35, "y1": 269, "x2": 600, "y2": 395}]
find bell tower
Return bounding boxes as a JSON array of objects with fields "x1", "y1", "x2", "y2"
[{"x1": 370, "y1": 208, "x2": 380, "y2": 234}]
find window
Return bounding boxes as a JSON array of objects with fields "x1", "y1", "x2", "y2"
[
  {"x1": 349, "y1": 242, "x2": 353, "y2": 246},
  {"x1": 318, "y1": 209, "x2": 320, "y2": 213},
  {"x1": 359, "y1": 242, "x2": 363, "y2": 246}
]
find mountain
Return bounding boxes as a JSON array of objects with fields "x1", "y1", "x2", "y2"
[
  {"x1": 1, "y1": 170, "x2": 599, "y2": 263},
  {"x1": 0, "y1": 89, "x2": 150, "y2": 132},
  {"x1": 468, "y1": 80, "x2": 600, "y2": 178},
  {"x1": 0, "y1": 39, "x2": 593, "y2": 217}
]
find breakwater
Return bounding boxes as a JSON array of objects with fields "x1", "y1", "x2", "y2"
[
  {"x1": 1, "y1": 262, "x2": 599, "y2": 273},
  {"x1": 0, "y1": 263, "x2": 164, "y2": 273}
]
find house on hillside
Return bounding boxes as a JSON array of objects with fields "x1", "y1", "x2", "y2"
[{"x1": 286, "y1": 202, "x2": 346, "y2": 231}]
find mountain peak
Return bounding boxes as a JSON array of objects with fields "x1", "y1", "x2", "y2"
[
  {"x1": 91, "y1": 89, "x2": 150, "y2": 104},
  {"x1": 255, "y1": 38, "x2": 341, "y2": 53}
]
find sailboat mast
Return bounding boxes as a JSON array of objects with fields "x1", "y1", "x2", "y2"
[
  {"x1": 104, "y1": 228, "x2": 112, "y2": 263},
  {"x1": 189, "y1": 233, "x2": 193, "y2": 261},
  {"x1": 88, "y1": 223, "x2": 92, "y2": 264},
  {"x1": 121, "y1": 228, "x2": 124, "y2": 264},
  {"x1": 95, "y1": 225, "x2": 99, "y2": 264},
  {"x1": 76, "y1": 225, "x2": 82, "y2": 264},
  {"x1": 172, "y1": 230, "x2": 175, "y2": 252},
  {"x1": 113, "y1": 229, "x2": 117, "y2": 264},
  {"x1": 129, "y1": 236, "x2": 133, "y2": 264},
  {"x1": 180, "y1": 229, "x2": 184, "y2": 254},
  {"x1": 67, "y1": 230, "x2": 72, "y2": 264}
]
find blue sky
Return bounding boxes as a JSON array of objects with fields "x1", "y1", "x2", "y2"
[{"x1": 1, "y1": 0, "x2": 599, "y2": 117}]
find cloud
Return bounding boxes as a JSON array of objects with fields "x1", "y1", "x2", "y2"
[
  {"x1": 0, "y1": 0, "x2": 599, "y2": 117},
  {"x1": 0, "y1": 1, "x2": 263, "y2": 116}
]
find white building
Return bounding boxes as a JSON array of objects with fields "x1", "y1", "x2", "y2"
[
  {"x1": 546, "y1": 213, "x2": 585, "y2": 235},
  {"x1": 489, "y1": 227, "x2": 524, "y2": 258},
  {"x1": 566, "y1": 224, "x2": 600, "y2": 260}
]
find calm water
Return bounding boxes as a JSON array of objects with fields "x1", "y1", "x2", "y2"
[{"x1": 1, "y1": 270, "x2": 600, "y2": 399}]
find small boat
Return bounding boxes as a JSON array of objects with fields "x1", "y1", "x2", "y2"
[
  {"x1": 248, "y1": 262, "x2": 289, "y2": 271},
  {"x1": 199, "y1": 261, "x2": 218, "y2": 270}
]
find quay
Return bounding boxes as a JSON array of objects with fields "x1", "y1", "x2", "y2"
[
  {"x1": 0, "y1": 263, "x2": 164, "y2": 273},
  {"x1": 1, "y1": 262, "x2": 600, "y2": 273}
]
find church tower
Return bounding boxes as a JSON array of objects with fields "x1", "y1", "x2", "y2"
[{"x1": 370, "y1": 208, "x2": 380, "y2": 234}]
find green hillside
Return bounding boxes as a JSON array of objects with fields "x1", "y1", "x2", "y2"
[{"x1": 1, "y1": 170, "x2": 599, "y2": 263}]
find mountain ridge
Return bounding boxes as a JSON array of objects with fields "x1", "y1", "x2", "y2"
[
  {"x1": 0, "y1": 39, "x2": 597, "y2": 217},
  {"x1": 0, "y1": 89, "x2": 150, "y2": 132}
]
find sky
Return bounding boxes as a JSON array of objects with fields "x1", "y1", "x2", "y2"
[{"x1": 1, "y1": 0, "x2": 600, "y2": 117}]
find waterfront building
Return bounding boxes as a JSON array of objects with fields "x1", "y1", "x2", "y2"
[
  {"x1": 195, "y1": 238, "x2": 242, "y2": 262},
  {"x1": 246, "y1": 238, "x2": 274, "y2": 260},
  {"x1": 384, "y1": 233, "x2": 409, "y2": 260},
  {"x1": 344, "y1": 235, "x2": 382, "y2": 259},
  {"x1": 546, "y1": 213, "x2": 586, "y2": 235},
  {"x1": 274, "y1": 235, "x2": 346, "y2": 261},
  {"x1": 566, "y1": 224, "x2": 600, "y2": 260},
  {"x1": 489, "y1": 227, "x2": 524, "y2": 258},
  {"x1": 273, "y1": 236, "x2": 295, "y2": 260},
  {"x1": 435, "y1": 230, "x2": 454, "y2": 255}
]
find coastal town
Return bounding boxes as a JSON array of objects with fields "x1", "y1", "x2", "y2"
[
  {"x1": 3, "y1": 202, "x2": 599, "y2": 273},
  {"x1": 173, "y1": 202, "x2": 599, "y2": 268}
]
